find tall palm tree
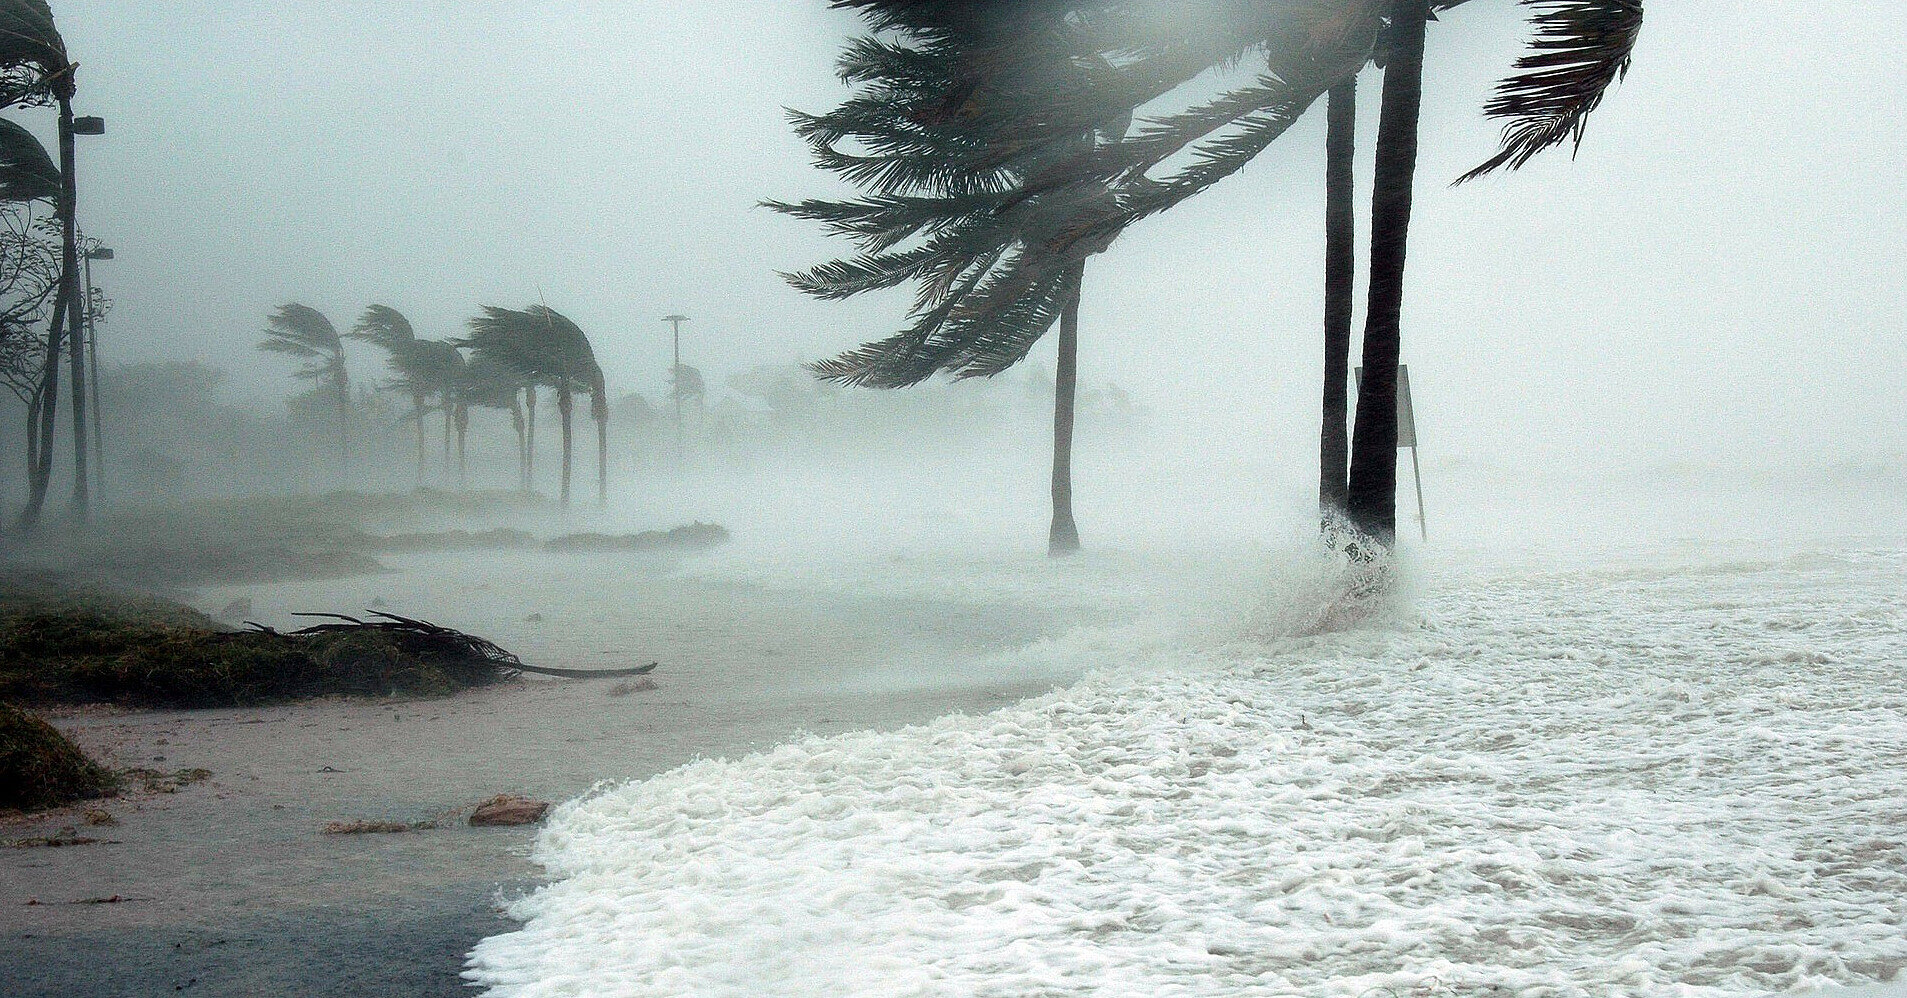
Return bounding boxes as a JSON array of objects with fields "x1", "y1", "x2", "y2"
[
  {"x1": 776, "y1": 6, "x2": 1130, "y2": 556},
  {"x1": 1319, "y1": 77, "x2": 1356, "y2": 522},
  {"x1": 0, "y1": 0, "x2": 71, "y2": 531},
  {"x1": 0, "y1": 117, "x2": 56, "y2": 498},
  {"x1": 461, "y1": 305, "x2": 606, "y2": 505},
  {"x1": 803, "y1": 0, "x2": 1644, "y2": 552},
  {"x1": 259, "y1": 304, "x2": 351, "y2": 468}
]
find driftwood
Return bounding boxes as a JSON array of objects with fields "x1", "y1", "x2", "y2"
[{"x1": 246, "y1": 612, "x2": 660, "y2": 679}]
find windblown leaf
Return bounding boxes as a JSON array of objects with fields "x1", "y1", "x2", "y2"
[{"x1": 1456, "y1": 0, "x2": 1643, "y2": 183}]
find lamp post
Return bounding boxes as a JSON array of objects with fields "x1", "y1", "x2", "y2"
[
  {"x1": 64, "y1": 113, "x2": 103, "y2": 519},
  {"x1": 661, "y1": 314, "x2": 688, "y2": 460},
  {"x1": 84, "y1": 246, "x2": 112, "y2": 501}
]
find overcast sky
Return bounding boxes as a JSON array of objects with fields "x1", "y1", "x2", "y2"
[{"x1": 42, "y1": 1, "x2": 1907, "y2": 477}]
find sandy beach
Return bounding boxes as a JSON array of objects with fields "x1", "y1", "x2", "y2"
[{"x1": 1, "y1": 545, "x2": 1225, "y2": 997}]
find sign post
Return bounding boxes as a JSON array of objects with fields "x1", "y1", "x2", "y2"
[{"x1": 1354, "y1": 363, "x2": 1427, "y2": 541}]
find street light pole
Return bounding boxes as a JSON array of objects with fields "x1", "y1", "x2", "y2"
[
  {"x1": 84, "y1": 246, "x2": 112, "y2": 502},
  {"x1": 662, "y1": 314, "x2": 688, "y2": 461}
]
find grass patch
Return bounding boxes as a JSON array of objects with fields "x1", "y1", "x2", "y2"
[
  {"x1": 364, "y1": 528, "x2": 538, "y2": 552},
  {"x1": 545, "y1": 522, "x2": 730, "y2": 553},
  {"x1": 8, "y1": 489, "x2": 553, "y2": 587},
  {"x1": 0, "y1": 613, "x2": 513, "y2": 707},
  {"x1": 0, "y1": 702, "x2": 115, "y2": 812},
  {"x1": 0, "y1": 577, "x2": 516, "y2": 708}
]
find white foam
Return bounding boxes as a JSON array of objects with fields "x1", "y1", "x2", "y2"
[{"x1": 467, "y1": 545, "x2": 1907, "y2": 997}]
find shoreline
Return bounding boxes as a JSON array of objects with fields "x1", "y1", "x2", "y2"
[{"x1": 2, "y1": 547, "x2": 1148, "y2": 997}]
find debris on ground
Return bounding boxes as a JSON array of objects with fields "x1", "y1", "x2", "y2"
[
  {"x1": 123, "y1": 767, "x2": 211, "y2": 794},
  {"x1": 0, "y1": 702, "x2": 116, "y2": 811},
  {"x1": 5, "y1": 826, "x2": 112, "y2": 848},
  {"x1": 469, "y1": 795, "x2": 551, "y2": 827},
  {"x1": 322, "y1": 819, "x2": 434, "y2": 835},
  {"x1": 606, "y1": 678, "x2": 657, "y2": 696},
  {"x1": 1, "y1": 605, "x2": 522, "y2": 707}
]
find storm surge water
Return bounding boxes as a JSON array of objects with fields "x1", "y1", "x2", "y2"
[{"x1": 464, "y1": 540, "x2": 1907, "y2": 997}]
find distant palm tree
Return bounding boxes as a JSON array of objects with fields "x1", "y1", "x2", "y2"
[
  {"x1": 408, "y1": 338, "x2": 467, "y2": 484},
  {"x1": 460, "y1": 353, "x2": 530, "y2": 489},
  {"x1": 462, "y1": 305, "x2": 607, "y2": 505},
  {"x1": 348, "y1": 304, "x2": 426, "y2": 480},
  {"x1": 260, "y1": 304, "x2": 351, "y2": 467}
]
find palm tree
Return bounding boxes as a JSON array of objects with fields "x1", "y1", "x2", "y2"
[
  {"x1": 259, "y1": 304, "x2": 351, "y2": 468},
  {"x1": 407, "y1": 339, "x2": 466, "y2": 483},
  {"x1": 1319, "y1": 77, "x2": 1356, "y2": 522},
  {"x1": 0, "y1": 117, "x2": 56, "y2": 494},
  {"x1": 461, "y1": 305, "x2": 606, "y2": 505},
  {"x1": 0, "y1": 0, "x2": 72, "y2": 531},
  {"x1": 804, "y1": 0, "x2": 1644, "y2": 552},
  {"x1": 460, "y1": 353, "x2": 530, "y2": 488},
  {"x1": 0, "y1": 116, "x2": 57, "y2": 202},
  {"x1": 775, "y1": 6, "x2": 1131, "y2": 556},
  {"x1": 348, "y1": 304, "x2": 428, "y2": 480}
]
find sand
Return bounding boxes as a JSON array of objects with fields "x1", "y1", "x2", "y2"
[{"x1": 0, "y1": 545, "x2": 1225, "y2": 997}]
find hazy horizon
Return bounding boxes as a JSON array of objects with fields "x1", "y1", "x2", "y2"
[{"x1": 14, "y1": 1, "x2": 1903, "y2": 516}]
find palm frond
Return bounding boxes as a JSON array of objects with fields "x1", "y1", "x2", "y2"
[
  {"x1": 260, "y1": 303, "x2": 345, "y2": 383},
  {"x1": 1456, "y1": 0, "x2": 1643, "y2": 183},
  {"x1": 0, "y1": 0, "x2": 67, "y2": 105},
  {"x1": 348, "y1": 304, "x2": 416, "y2": 349},
  {"x1": 0, "y1": 116, "x2": 55, "y2": 202},
  {"x1": 462, "y1": 304, "x2": 600, "y2": 391}
]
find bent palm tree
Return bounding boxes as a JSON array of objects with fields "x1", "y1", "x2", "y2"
[
  {"x1": 775, "y1": 6, "x2": 1132, "y2": 555},
  {"x1": 408, "y1": 339, "x2": 466, "y2": 484},
  {"x1": 803, "y1": 0, "x2": 1644, "y2": 551},
  {"x1": 0, "y1": 0, "x2": 72, "y2": 531},
  {"x1": 461, "y1": 353, "x2": 530, "y2": 488},
  {"x1": 461, "y1": 305, "x2": 606, "y2": 505},
  {"x1": 348, "y1": 304, "x2": 427, "y2": 480},
  {"x1": 260, "y1": 304, "x2": 351, "y2": 468}
]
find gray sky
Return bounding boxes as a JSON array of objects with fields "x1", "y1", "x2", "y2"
[{"x1": 48, "y1": 0, "x2": 1907, "y2": 477}]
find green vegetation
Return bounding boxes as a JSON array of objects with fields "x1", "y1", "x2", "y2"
[
  {"x1": 0, "y1": 701, "x2": 114, "y2": 812},
  {"x1": 0, "y1": 574, "x2": 513, "y2": 708},
  {"x1": 543, "y1": 523, "x2": 730, "y2": 554}
]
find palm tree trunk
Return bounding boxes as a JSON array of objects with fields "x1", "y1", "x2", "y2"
[
  {"x1": 557, "y1": 387, "x2": 574, "y2": 506},
  {"x1": 1320, "y1": 77, "x2": 1357, "y2": 521},
  {"x1": 510, "y1": 396, "x2": 526, "y2": 489},
  {"x1": 524, "y1": 384, "x2": 537, "y2": 493},
  {"x1": 595, "y1": 413, "x2": 607, "y2": 506},
  {"x1": 1048, "y1": 260, "x2": 1085, "y2": 557},
  {"x1": 57, "y1": 97, "x2": 87, "y2": 522},
  {"x1": 1345, "y1": 0, "x2": 1429, "y2": 549},
  {"x1": 16, "y1": 286, "x2": 68, "y2": 532},
  {"x1": 332, "y1": 358, "x2": 351, "y2": 475},
  {"x1": 412, "y1": 390, "x2": 427, "y2": 484},
  {"x1": 441, "y1": 393, "x2": 453, "y2": 478},
  {"x1": 455, "y1": 403, "x2": 468, "y2": 489}
]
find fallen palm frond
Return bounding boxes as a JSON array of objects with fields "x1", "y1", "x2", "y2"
[{"x1": 273, "y1": 612, "x2": 659, "y2": 679}]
